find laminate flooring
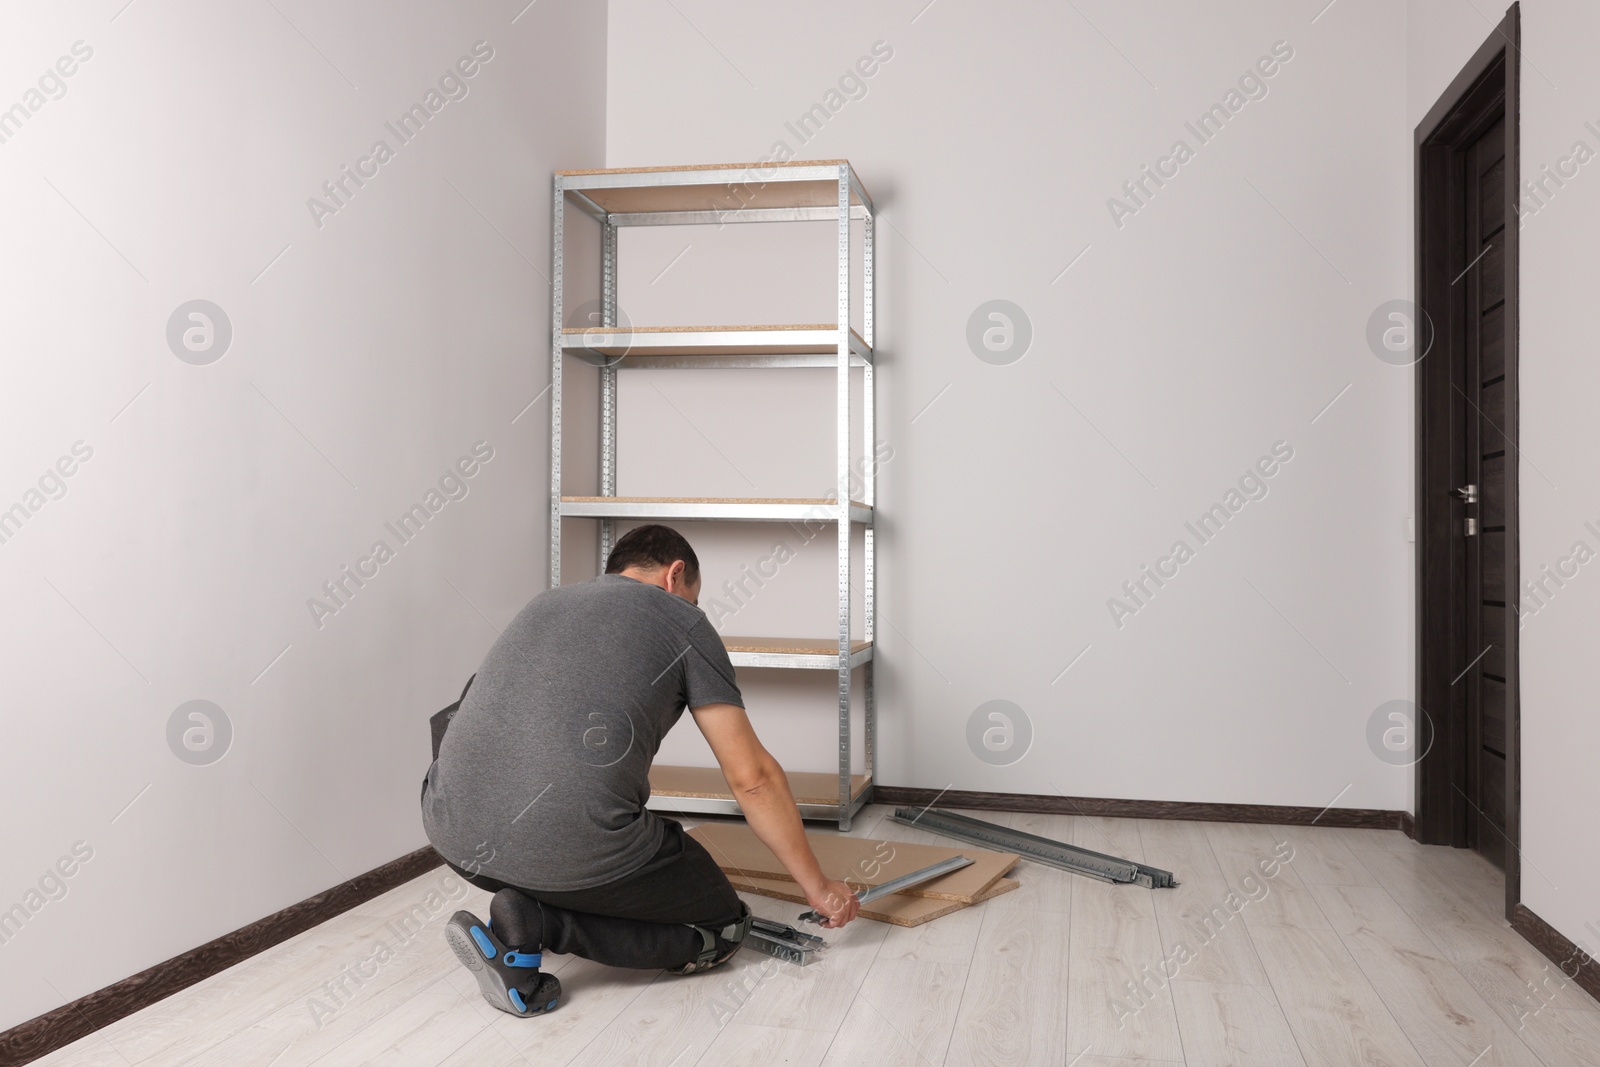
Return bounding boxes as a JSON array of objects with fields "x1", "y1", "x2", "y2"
[{"x1": 31, "y1": 806, "x2": 1599, "y2": 1066}]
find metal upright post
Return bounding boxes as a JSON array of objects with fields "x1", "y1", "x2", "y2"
[
  {"x1": 599, "y1": 220, "x2": 619, "y2": 571},
  {"x1": 549, "y1": 179, "x2": 565, "y2": 590},
  {"x1": 835, "y1": 166, "x2": 853, "y2": 830},
  {"x1": 861, "y1": 202, "x2": 876, "y2": 795}
]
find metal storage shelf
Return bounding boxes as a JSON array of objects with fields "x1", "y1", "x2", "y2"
[
  {"x1": 560, "y1": 496, "x2": 872, "y2": 524},
  {"x1": 551, "y1": 160, "x2": 877, "y2": 829}
]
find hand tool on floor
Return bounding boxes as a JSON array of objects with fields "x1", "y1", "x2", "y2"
[
  {"x1": 796, "y1": 855, "x2": 976, "y2": 925},
  {"x1": 892, "y1": 808, "x2": 1179, "y2": 889},
  {"x1": 745, "y1": 917, "x2": 828, "y2": 965}
]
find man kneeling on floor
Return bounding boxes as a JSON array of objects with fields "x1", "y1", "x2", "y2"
[{"x1": 421, "y1": 524, "x2": 860, "y2": 1017}]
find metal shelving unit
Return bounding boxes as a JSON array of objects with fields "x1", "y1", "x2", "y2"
[{"x1": 549, "y1": 160, "x2": 877, "y2": 830}]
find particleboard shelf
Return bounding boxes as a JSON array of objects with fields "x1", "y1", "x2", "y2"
[
  {"x1": 688, "y1": 822, "x2": 1019, "y2": 903},
  {"x1": 726, "y1": 873, "x2": 1019, "y2": 928},
  {"x1": 722, "y1": 636, "x2": 873, "y2": 670},
  {"x1": 563, "y1": 495, "x2": 862, "y2": 505},
  {"x1": 562, "y1": 324, "x2": 871, "y2": 363},
  {"x1": 559, "y1": 497, "x2": 872, "y2": 525},
  {"x1": 556, "y1": 160, "x2": 872, "y2": 217},
  {"x1": 557, "y1": 159, "x2": 851, "y2": 176},
  {"x1": 648, "y1": 766, "x2": 870, "y2": 813}
]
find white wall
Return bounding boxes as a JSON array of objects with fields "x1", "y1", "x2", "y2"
[
  {"x1": 1409, "y1": 0, "x2": 1600, "y2": 963},
  {"x1": 0, "y1": 0, "x2": 605, "y2": 1031},
  {"x1": 607, "y1": 0, "x2": 1417, "y2": 811},
  {"x1": 31, "y1": 0, "x2": 1599, "y2": 1034}
]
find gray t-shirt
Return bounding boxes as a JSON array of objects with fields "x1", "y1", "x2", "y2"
[{"x1": 421, "y1": 574, "x2": 743, "y2": 891}]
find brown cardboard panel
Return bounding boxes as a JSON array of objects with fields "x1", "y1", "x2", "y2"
[
  {"x1": 688, "y1": 822, "x2": 1018, "y2": 903},
  {"x1": 728, "y1": 873, "x2": 1019, "y2": 928}
]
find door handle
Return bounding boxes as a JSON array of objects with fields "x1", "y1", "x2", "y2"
[{"x1": 1454, "y1": 484, "x2": 1478, "y2": 503}]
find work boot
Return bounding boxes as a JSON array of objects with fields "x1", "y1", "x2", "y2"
[{"x1": 444, "y1": 909, "x2": 561, "y2": 1017}]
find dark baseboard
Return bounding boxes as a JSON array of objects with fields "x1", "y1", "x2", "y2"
[
  {"x1": 873, "y1": 785, "x2": 1411, "y2": 831},
  {"x1": 0, "y1": 846, "x2": 445, "y2": 1067},
  {"x1": 1510, "y1": 903, "x2": 1600, "y2": 1006}
]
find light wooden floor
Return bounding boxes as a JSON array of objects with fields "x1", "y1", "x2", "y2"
[{"x1": 33, "y1": 806, "x2": 1600, "y2": 1067}]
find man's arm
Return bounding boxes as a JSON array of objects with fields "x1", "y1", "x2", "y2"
[{"x1": 690, "y1": 703, "x2": 861, "y2": 928}]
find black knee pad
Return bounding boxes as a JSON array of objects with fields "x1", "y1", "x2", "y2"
[
  {"x1": 489, "y1": 888, "x2": 547, "y2": 950},
  {"x1": 670, "y1": 902, "x2": 752, "y2": 975}
]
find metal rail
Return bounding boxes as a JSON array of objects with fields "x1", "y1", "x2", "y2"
[
  {"x1": 797, "y1": 855, "x2": 974, "y2": 925},
  {"x1": 746, "y1": 917, "x2": 827, "y2": 966},
  {"x1": 891, "y1": 808, "x2": 1179, "y2": 889}
]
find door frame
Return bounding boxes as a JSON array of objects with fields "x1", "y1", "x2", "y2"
[{"x1": 1413, "y1": 2, "x2": 1521, "y2": 918}]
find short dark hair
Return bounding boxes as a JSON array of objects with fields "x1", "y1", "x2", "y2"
[{"x1": 605, "y1": 524, "x2": 700, "y2": 583}]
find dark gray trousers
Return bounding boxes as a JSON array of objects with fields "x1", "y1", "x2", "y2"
[{"x1": 445, "y1": 817, "x2": 746, "y2": 970}]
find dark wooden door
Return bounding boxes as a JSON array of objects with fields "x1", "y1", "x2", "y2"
[
  {"x1": 1462, "y1": 114, "x2": 1508, "y2": 869},
  {"x1": 1415, "y1": 8, "x2": 1520, "y2": 910}
]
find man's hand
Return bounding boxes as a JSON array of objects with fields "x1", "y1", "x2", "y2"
[
  {"x1": 692, "y1": 703, "x2": 860, "y2": 929},
  {"x1": 803, "y1": 878, "x2": 862, "y2": 929}
]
